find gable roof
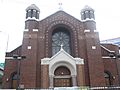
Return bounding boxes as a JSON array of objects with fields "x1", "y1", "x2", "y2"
[
  {"x1": 50, "y1": 48, "x2": 75, "y2": 61},
  {"x1": 40, "y1": 10, "x2": 82, "y2": 23},
  {"x1": 100, "y1": 45, "x2": 115, "y2": 53},
  {"x1": 6, "y1": 45, "x2": 22, "y2": 57},
  {"x1": 101, "y1": 37, "x2": 120, "y2": 47}
]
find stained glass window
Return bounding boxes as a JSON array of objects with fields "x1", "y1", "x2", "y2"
[{"x1": 52, "y1": 27, "x2": 71, "y2": 55}]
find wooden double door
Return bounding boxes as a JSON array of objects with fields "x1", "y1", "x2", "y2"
[
  {"x1": 54, "y1": 78, "x2": 71, "y2": 87},
  {"x1": 54, "y1": 66, "x2": 72, "y2": 87}
]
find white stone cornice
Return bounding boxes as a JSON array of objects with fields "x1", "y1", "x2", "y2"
[
  {"x1": 41, "y1": 58, "x2": 50, "y2": 65},
  {"x1": 102, "y1": 56, "x2": 116, "y2": 59},
  {"x1": 33, "y1": 29, "x2": 38, "y2": 32},
  {"x1": 27, "y1": 46, "x2": 31, "y2": 49},
  {"x1": 25, "y1": 17, "x2": 39, "y2": 21},
  {"x1": 81, "y1": 18, "x2": 95, "y2": 22},
  {"x1": 92, "y1": 46, "x2": 96, "y2": 49},
  {"x1": 74, "y1": 58, "x2": 84, "y2": 64},
  {"x1": 84, "y1": 29, "x2": 90, "y2": 33},
  {"x1": 100, "y1": 45, "x2": 115, "y2": 53}
]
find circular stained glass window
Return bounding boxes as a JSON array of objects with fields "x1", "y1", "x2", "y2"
[{"x1": 52, "y1": 27, "x2": 71, "y2": 55}]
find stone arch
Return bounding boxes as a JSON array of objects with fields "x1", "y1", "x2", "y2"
[
  {"x1": 51, "y1": 27, "x2": 71, "y2": 55},
  {"x1": 49, "y1": 61, "x2": 77, "y2": 87},
  {"x1": 104, "y1": 70, "x2": 113, "y2": 86},
  {"x1": 54, "y1": 66, "x2": 71, "y2": 76},
  {"x1": 49, "y1": 61, "x2": 76, "y2": 76},
  {"x1": 45, "y1": 20, "x2": 78, "y2": 57},
  {"x1": 10, "y1": 72, "x2": 17, "y2": 89}
]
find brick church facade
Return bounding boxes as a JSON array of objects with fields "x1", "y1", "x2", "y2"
[{"x1": 2, "y1": 4, "x2": 120, "y2": 88}]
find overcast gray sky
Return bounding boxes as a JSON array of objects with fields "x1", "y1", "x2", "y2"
[{"x1": 0, "y1": 0, "x2": 120, "y2": 62}]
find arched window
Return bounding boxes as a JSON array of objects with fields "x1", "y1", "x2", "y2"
[
  {"x1": 54, "y1": 66, "x2": 72, "y2": 87},
  {"x1": 104, "y1": 72, "x2": 113, "y2": 86},
  {"x1": 11, "y1": 73, "x2": 17, "y2": 89},
  {"x1": 52, "y1": 27, "x2": 71, "y2": 55},
  {"x1": 54, "y1": 66, "x2": 71, "y2": 76}
]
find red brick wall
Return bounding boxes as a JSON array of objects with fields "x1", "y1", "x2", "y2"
[
  {"x1": 15, "y1": 19, "x2": 39, "y2": 88},
  {"x1": 41, "y1": 65, "x2": 49, "y2": 88},
  {"x1": 2, "y1": 46, "x2": 21, "y2": 88},
  {"x1": 76, "y1": 65, "x2": 85, "y2": 86},
  {"x1": 2, "y1": 60, "x2": 17, "y2": 88},
  {"x1": 84, "y1": 31, "x2": 105, "y2": 86},
  {"x1": 103, "y1": 58, "x2": 117, "y2": 85},
  {"x1": 102, "y1": 44, "x2": 120, "y2": 86}
]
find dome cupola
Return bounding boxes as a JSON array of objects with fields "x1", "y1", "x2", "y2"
[
  {"x1": 81, "y1": 5, "x2": 95, "y2": 20},
  {"x1": 26, "y1": 4, "x2": 40, "y2": 20}
]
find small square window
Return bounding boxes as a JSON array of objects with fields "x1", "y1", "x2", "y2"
[{"x1": 27, "y1": 46, "x2": 31, "y2": 49}]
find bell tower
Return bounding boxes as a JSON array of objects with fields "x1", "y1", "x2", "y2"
[
  {"x1": 81, "y1": 5, "x2": 96, "y2": 31},
  {"x1": 20, "y1": 4, "x2": 40, "y2": 88},
  {"x1": 25, "y1": 4, "x2": 40, "y2": 31},
  {"x1": 81, "y1": 6, "x2": 105, "y2": 86}
]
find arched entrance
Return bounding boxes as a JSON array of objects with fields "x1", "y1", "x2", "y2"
[
  {"x1": 48, "y1": 56, "x2": 78, "y2": 88},
  {"x1": 54, "y1": 66, "x2": 72, "y2": 87},
  {"x1": 11, "y1": 72, "x2": 17, "y2": 89},
  {"x1": 104, "y1": 71, "x2": 113, "y2": 86}
]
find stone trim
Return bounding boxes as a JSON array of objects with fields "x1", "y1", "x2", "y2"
[
  {"x1": 54, "y1": 75, "x2": 71, "y2": 78},
  {"x1": 27, "y1": 46, "x2": 31, "y2": 49},
  {"x1": 100, "y1": 45, "x2": 115, "y2": 53},
  {"x1": 41, "y1": 57, "x2": 84, "y2": 65},
  {"x1": 102, "y1": 56, "x2": 115, "y2": 59},
  {"x1": 84, "y1": 30, "x2": 90, "y2": 33},
  {"x1": 92, "y1": 46, "x2": 96, "y2": 49},
  {"x1": 33, "y1": 29, "x2": 38, "y2": 31},
  {"x1": 75, "y1": 58, "x2": 84, "y2": 64},
  {"x1": 25, "y1": 17, "x2": 39, "y2": 21},
  {"x1": 41, "y1": 58, "x2": 50, "y2": 65},
  {"x1": 49, "y1": 62, "x2": 76, "y2": 76},
  {"x1": 81, "y1": 18, "x2": 95, "y2": 22}
]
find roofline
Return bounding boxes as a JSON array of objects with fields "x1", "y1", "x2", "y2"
[
  {"x1": 6, "y1": 45, "x2": 22, "y2": 53},
  {"x1": 100, "y1": 45, "x2": 115, "y2": 53},
  {"x1": 39, "y1": 10, "x2": 83, "y2": 23},
  {"x1": 101, "y1": 37, "x2": 120, "y2": 42},
  {"x1": 100, "y1": 43, "x2": 119, "y2": 47}
]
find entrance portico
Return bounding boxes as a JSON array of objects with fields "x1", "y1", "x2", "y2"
[
  {"x1": 41, "y1": 48, "x2": 84, "y2": 88},
  {"x1": 49, "y1": 62, "x2": 76, "y2": 87}
]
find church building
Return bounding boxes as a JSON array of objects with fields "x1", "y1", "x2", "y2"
[{"x1": 2, "y1": 4, "x2": 120, "y2": 89}]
